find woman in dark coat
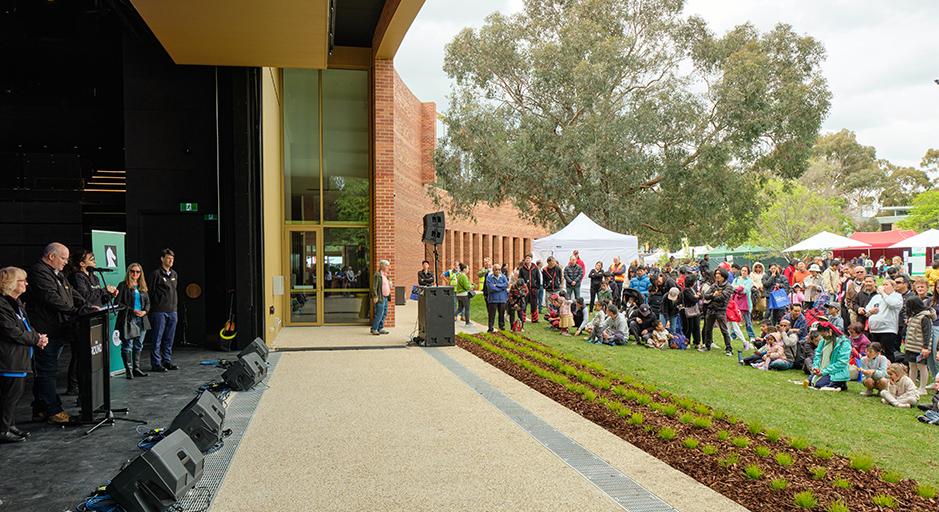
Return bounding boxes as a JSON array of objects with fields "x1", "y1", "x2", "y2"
[
  {"x1": 0, "y1": 266, "x2": 48, "y2": 442},
  {"x1": 114, "y1": 263, "x2": 151, "y2": 379},
  {"x1": 65, "y1": 249, "x2": 116, "y2": 394}
]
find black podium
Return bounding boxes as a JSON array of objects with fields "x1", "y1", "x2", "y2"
[{"x1": 76, "y1": 305, "x2": 146, "y2": 434}]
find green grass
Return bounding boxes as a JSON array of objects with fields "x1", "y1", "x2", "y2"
[
  {"x1": 870, "y1": 494, "x2": 897, "y2": 508},
  {"x1": 793, "y1": 490, "x2": 818, "y2": 509},
  {"x1": 917, "y1": 484, "x2": 938, "y2": 499},
  {"x1": 881, "y1": 471, "x2": 902, "y2": 484},
  {"x1": 826, "y1": 500, "x2": 849, "y2": 512},
  {"x1": 849, "y1": 454, "x2": 875, "y2": 472},
  {"x1": 770, "y1": 478, "x2": 788, "y2": 491},
  {"x1": 832, "y1": 478, "x2": 852, "y2": 489},
  {"x1": 658, "y1": 427, "x2": 677, "y2": 441},
  {"x1": 744, "y1": 464, "x2": 764, "y2": 480},
  {"x1": 775, "y1": 452, "x2": 794, "y2": 467},
  {"x1": 682, "y1": 437, "x2": 700, "y2": 449},
  {"x1": 701, "y1": 444, "x2": 719, "y2": 456},
  {"x1": 468, "y1": 295, "x2": 939, "y2": 487},
  {"x1": 810, "y1": 466, "x2": 828, "y2": 480},
  {"x1": 754, "y1": 445, "x2": 771, "y2": 458}
]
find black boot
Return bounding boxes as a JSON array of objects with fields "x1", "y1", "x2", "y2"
[
  {"x1": 122, "y1": 352, "x2": 134, "y2": 380},
  {"x1": 132, "y1": 349, "x2": 148, "y2": 377}
]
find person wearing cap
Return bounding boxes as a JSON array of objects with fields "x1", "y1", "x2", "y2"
[
  {"x1": 826, "y1": 303, "x2": 844, "y2": 332},
  {"x1": 628, "y1": 303, "x2": 657, "y2": 346},
  {"x1": 810, "y1": 321, "x2": 852, "y2": 391},
  {"x1": 702, "y1": 267, "x2": 734, "y2": 355},
  {"x1": 802, "y1": 264, "x2": 824, "y2": 310},
  {"x1": 662, "y1": 287, "x2": 683, "y2": 337}
]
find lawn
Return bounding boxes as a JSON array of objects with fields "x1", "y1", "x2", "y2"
[{"x1": 467, "y1": 295, "x2": 939, "y2": 487}]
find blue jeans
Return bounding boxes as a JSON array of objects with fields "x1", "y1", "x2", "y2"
[
  {"x1": 742, "y1": 311, "x2": 755, "y2": 338},
  {"x1": 372, "y1": 296, "x2": 388, "y2": 332},
  {"x1": 667, "y1": 314, "x2": 683, "y2": 336},
  {"x1": 32, "y1": 334, "x2": 68, "y2": 415},
  {"x1": 149, "y1": 311, "x2": 178, "y2": 367},
  {"x1": 768, "y1": 360, "x2": 792, "y2": 370},
  {"x1": 122, "y1": 318, "x2": 146, "y2": 353},
  {"x1": 566, "y1": 285, "x2": 581, "y2": 300}
]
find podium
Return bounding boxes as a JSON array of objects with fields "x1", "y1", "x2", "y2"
[{"x1": 76, "y1": 305, "x2": 146, "y2": 434}]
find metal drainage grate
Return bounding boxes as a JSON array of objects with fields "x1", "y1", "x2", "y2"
[
  {"x1": 176, "y1": 352, "x2": 282, "y2": 512},
  {"x1": 425, "y1": 348, "x2": 677, "y2": 512}
]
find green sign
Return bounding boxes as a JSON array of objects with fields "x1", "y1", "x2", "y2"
[
  {"x1": 91, "y1": 230, "x2": 126, "y2": 375},
  {"x1": 180, "y1": 202, "x2": 199, "y2": 212},
  {"x1": 203, "y1": 213, "x2": 218, "y2": 221}
]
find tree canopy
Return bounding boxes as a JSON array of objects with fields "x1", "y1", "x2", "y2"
[
  {"x1": 898, "y1": 190, "x2": 939, "y2": 232},
  {"x1": 434, "y1": 0, "x2": 831, "y2": 246},
  {"x1": 748, "y1": 180, "x2": 853, "y2": 252}
]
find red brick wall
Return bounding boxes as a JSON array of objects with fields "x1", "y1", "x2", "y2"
[{"x1": 372, "y1": 60, "x2": 547, "y2": 326}]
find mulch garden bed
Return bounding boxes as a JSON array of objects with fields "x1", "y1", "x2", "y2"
[{"x1": 456, "y1": 331, "x2": 937, "y2": 512}]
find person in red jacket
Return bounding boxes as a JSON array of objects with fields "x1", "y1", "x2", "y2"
[{"x1": 573, "y1": 250, "x2": 586, "y2": 277}]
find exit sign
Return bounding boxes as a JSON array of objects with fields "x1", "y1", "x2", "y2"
[{"x1": 180, "y1": 202, "x2": 199, "y2": 212}]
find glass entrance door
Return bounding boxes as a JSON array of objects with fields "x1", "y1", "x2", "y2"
[{"x1": 287, "y1": 229, "x2": 320, "y2": 325}]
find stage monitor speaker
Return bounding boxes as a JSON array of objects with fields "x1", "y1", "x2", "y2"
[
  {"x1": 107, "y1": 429, "x2": 204, "y2": 512},
  {"x1": 238, "y1": 336, "x2": 269, "y2": 362},
  {"x1": 222, "y1": 352, "x2": 267, "y2": 391},
  {"x1": 422, "y1": 211, "x2": 445, "y2": 245},
  {"x1": 418, "y1": 286, "x2": 455, "y2": 346},
  {"x1": 168, "y1": 391, "x2": 225, "y2": 454}
]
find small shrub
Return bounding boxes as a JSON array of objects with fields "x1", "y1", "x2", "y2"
[
  {"x1": 789, "y1": 437, "x2": 810, "y2": 450},
  {"x1": 658, "y1": 427, "x2": 677, "y2": 441},
  {"x1": 814, "y1": 447, "x2": 833, "y2": 460},
  {"x1": 636, "y1": 394, "x2": 653, "y2": 406},
  {"x1": 582, "y1": 389, "x2": 597, "y2": 402},
  {"x1": 701, "y1": 444, "x2": 718, "y2": 456},
  {"x1": 744, "y1": 464, "x2": 763, "y2": 480},
  {"x1": 832, "y1": 478, "x2": 852, "y2": 489},
  {"x1": 717, "y1": 430, "x2": 730, "y2": 441},
  {"x1": 661, "y1": 404, "x2": 678, "y2": 417},
  {"x1": 916, "y1": 484, "x2": 938, "y2": 499},
  {"x1": 643, "y1": 424, "x2": 655, "y2": 433},
  {"x1": 810, "y1": 467, "x2": 828, "y2": 480},
  {"x1": 765, "y1": 428, "x2": 782, "y2": 443},
  {"x1": 849, "y1": 454, "x2": 875, "y2": 472},
  {"x1": 712, "y1": 410, "x2": 727, "y2": 421},
  {"x1": 754, "y1": 446, "x2": 772, "y2": 458},
  {"x1": 747, "y1": 420, "x2": 764, "y2": 435},
  {"x1": 793, "y1": 491, "x2": 818, "y2": 509},
  {"x1": 628, "y1": 413, "x2": 644, "y2": 426},
  {"x1": 692, "y1": 403, "x2": 710, "y2": 416},
  {"x1": 881, "y1": 471, "x2": 902, "y2": 484},
  {"x1": 682, "y1": 437, "x2": 700, "y2": 449},
  {"x1": 675, "y1": 397, "x2": 694, "y2": 410},
  {"x1": 719, "y1": 453, "x2": 740, "y2": 468},
  {"x1": 770, "y1": 478, "x2": 788, "y2": 491},
  {"x1": 731, "y1": 437, "x2": 749, "y2": 449},
  {"x1": 615, "y1": 405, "x2": 633, "y2": 418},
  {"x1": 826, "y1": 500, "x2": 849, "y2": 512},
  {"x1": 678, "y1": 412, "x2": 694, "y2": 424},
  {"x1": 623, "y1": 389, "x2": 641, "y2": 402},
  {"x1": 776, "y1": 452, "x2": 794, "y2": 467},
  {"x1": 691, "y1": 416, "x2": 712, "y2": 429},
  {"x1": 870, "y1": 494, "x2": 897, "y2": 508},
  {"x1": 612, "y1": 386, "x2": 629, "y2": 398}
]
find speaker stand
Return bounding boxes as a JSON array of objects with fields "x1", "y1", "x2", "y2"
[
  {"x1": 85, "y1": 407, "x2": 148, "y2": 436},
  {"x1": 433, "y1": 244, "x2": 441, "y2": 286}
]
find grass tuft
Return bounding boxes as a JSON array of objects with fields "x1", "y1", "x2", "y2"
[
  {"x1": 682, "y1": 437, "x2": 700, "y2": 449},
  {"x1": 765, "y1": 428, "x2": 782, "y2": 443},
  {"x1": 717, "y1": 430, "x2": 730, "y2": 441},
  {"x1": 678, "y1": 412, "x2": 695, "y2": 425},
  {"x1": 789, "y1": 437, "x2": 810, "y2": 451},
  {"x1": 658, "y1": 427, "x2": 677, "y2": 441},
  {"x1": 627, "y1": 413, "x2": 644, "y2": 426},
  {"x1": 832, "y1": 478, "x2": 852, "y2": 489},
  {"x1": 754, "y1": 446, "x2": 771, "y2": 458},
  {"x1": 747, "y1": 420, "x2": 764, "y2": 435},
  {"x1": 744, "y1": 464, "x2": 763, "y2": 480},
  {"x1": 810, "y1": 467, "x2": 828, "y2": 480},
  {"x1": 814, "y1": 447, "x2": 833, "y2": 460},
  {"x1": 731, "y1": 436, "x2": 749, "y2": 449},
  {"x1": 701, "y1": 444, "x2": 719, "y2": 456},
  {"x1": 849, "y1": 454, "x2": 875, "y2": 472},
  {"x1": 793, "y1": 491, "x2": 818, "y2": 509},
  {"x1": 881, "y1": 471, "x2": 902, "y2": 484},
  {"x1": 719, "y1": 453, "x2": 740, "y2": 468},
  {"x1": 770, "y1": 478, "x2": 788, "y2": 491},
  {"x1": 826, "y1": 500, "x2": 849, "y2": 512},
  {"x1": 775, "y1": 452, "x2": 794, "y2": 467},
  {"x1": 691, "y1": 415, "x2": 712, "y2": 429},
  {"x1": 870, "y1": 494, "x2": 897, "y2": 508},
  {"x1": 916, "y1": 484, "x2": 938, "y2": 499}
]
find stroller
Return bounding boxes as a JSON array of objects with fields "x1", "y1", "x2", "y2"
[{"x1": 803, "y1": 292, "x2": 831, "y2": 328}]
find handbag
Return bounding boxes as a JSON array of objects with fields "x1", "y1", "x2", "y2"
[
  {"x1": 684, "y1": 302, "x2": 701, "y2": 318},
  {"x1": 768, "y1": 288, "x2": 790, "y2": 309},
  {"x1": 409, "y1": 285, "x2": 421, "y2": 301}
]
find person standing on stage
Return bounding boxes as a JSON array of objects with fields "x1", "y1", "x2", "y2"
[
  {"x1": 148, "y1": 249, "x2": 179, "y2": 372},
  {"x1": 1, "y1": 267, "x2": 49, "y2": 442},
  {"x1": 115, "y1": 263, "x2": 150, "y2": 379},
  {"x1": 26, "y1": 242, "x2": 88, "y2": 424},
  {"x1": 417, "y1": 260, "x2": 435, "y2": 287},
  {"x1": 518, "y1": 254, "x2": 541, "y2": 322},
  {"x1": 65, "y1": 249, "x2": 117, "y2": 395}
]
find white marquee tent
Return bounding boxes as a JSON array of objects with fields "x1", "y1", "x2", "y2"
[
  {"x1": 532, "y1": 213, "x2": 639, "y2": 297},
  {"x1": 783, "y1": 231, "x2": 869, "y2": 253}
]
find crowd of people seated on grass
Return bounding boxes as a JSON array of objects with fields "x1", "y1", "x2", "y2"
[{"x1": 435, "y1": 250, "x2": 939, "y2": 424}]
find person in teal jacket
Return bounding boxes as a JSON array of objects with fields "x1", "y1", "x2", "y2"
[{"x1": 810, "y1": 321, "x2": 852, "y2": 391}]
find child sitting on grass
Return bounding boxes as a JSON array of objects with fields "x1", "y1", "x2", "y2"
[
  {"x1": 648, "y1": 320, "x2": 672, "y2": 349},
  {"x1": 595, "y1": 281, "x2": 613, "y2": 310},
  {"x1": 858, "y1": 342, "x2": 890, "y2": 396},
  {"x1": 558, "y1": 290, "x2": 574, "y2": 336},
  {"x1": 847, "y1": 322, "x2": 870, "y2": 356},
  {"x1": 743, "y1": 322, "x2": 777, "y2": 365},
  {"x1": 752, "y1": 333, "x2": 786, "y2": 370},
  {"x1": 584, "y1": 303, "x2": 610, "y2": 343},
  {"x1": 916, "y1": 374, "x2": 939, "y2": 424},
  {"x1": 880, "y1": 363, "x2": 920, "y2": 408}
]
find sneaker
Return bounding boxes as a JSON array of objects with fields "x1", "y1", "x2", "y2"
[
  {"x1": 917, "y1": 404, "x2": 933, "y2": 412},
  {"x1": 9, "y1": 426, "x2": 30, "y2": 438},
  {"x1": 896, "y1": 403, "x2": 911, "y2": 408},
  {"x1": 151, "y1": 366, "x2": 168, "y2": 372},
  {"x1": 697, "y1": 346, "x2": 707, "y2": 352},
  {"x1": 371, "y1": 330, "x2": 380, "y2": 336},
  {"x1": 379, "y1": 330, "x2": 389, "y2": 335},
  {"x1": 163, "y1": 363, "x2": 179, "y2": 370},
  {"x1": 47, "y1": 411, "x2": 71, "y2": 425},
  {"x1": 725, "y1": 351, "x2": 733, "y2": 357},
  {"x1": 0, "y1": 432, "x2": 26, "y2": 443},
  {"x1": 859, "y1": 390, "x2": 872, "y2": 396}
]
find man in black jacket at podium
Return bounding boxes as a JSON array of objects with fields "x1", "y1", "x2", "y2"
[{"x1": 26, "y1": 242, "x2": 90, "y2": 425}]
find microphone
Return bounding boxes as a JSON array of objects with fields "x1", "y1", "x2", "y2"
[{"x1": 88, "y1": 267, "x2": 116, "y2": 273}]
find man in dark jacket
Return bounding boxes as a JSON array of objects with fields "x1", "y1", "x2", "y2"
[
  {"x1": 417, "y1": 260, "x2": 435, "y2": 287},
  {"x1": 628, "y1": 303, "x2": 657, "y2": 345},
  {"x1": 518, "y1": 255, "x2": 541, "y2": 322},
  {"x1": 148, "y1": 249, "x2": 179, "y2": 372},
  {"x1": 26, "y1": 243, "x2": 88, "y2": 424},
  {"x1": 563, "y1": 255, "x2": 584, "y2": 300},
  {"x1": 542, "y1": 257, "x2": 563, "y2": 297},
  {"x1": 702, "y1": 267, "x2": 734, "y2": 355}
]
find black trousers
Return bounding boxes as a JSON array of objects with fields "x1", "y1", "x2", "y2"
[
  {"x1": 703, "y1": 312, "x2": 731, "y2": 351},
  {"x1": 67, "y1": 337, "x2": 80, "y2": 391},
  {"x1": 589, "y1": 285, "x2": 600, "y2": 310},
  {"x1": 682, "y1": 313, "x2": 701, "y2": 348},
  {"x1": 1, "y1": 376, "x2": 25, "y2": 433},
  {"x1": 525, "y1": 290, "x2": 539, "y2": 321},
  {"x1": 870, "y1": 332, "x2": 901, "y2": 362},
  {"x1": 487, "y1": 302, "x2": 507, "y2": 331}
]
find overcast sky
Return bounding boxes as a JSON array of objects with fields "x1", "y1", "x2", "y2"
[{"x1": 396, "y1": 0, "x2": 939, "y2": 168}]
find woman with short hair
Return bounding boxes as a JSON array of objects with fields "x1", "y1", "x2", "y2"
[
  {"x1": 115, "y1": 263, "x2": 151, "y2": 379},
  {"x1": 0, "y1": 267, "x2": 49, "y2": 443}
]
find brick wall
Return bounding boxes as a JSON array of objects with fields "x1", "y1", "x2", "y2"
[
  {"x1": 373, "y1": 59, "x2": 396, "y2": 326},
  {"x1": 388, "y1": 65, "x2": 547, "y2": 296}
]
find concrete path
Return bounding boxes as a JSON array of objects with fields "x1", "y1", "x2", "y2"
[{"x1": 212, "y1": 303, "x2": 747, "y2": 511}]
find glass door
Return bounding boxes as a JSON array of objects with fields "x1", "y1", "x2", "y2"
[{"x1": 287, "y1": 229, "x2": 322, "y2": 325}]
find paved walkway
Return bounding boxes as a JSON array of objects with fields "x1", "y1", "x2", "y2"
[{"x1": 211, "y1": 303, "x2": 747, "y2": 511}]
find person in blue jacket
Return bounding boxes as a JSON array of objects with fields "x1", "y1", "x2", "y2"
[
  {"x1": 629, "y1": 266, "x2": 651, "y2": 302},
  {"x1": 485, "y1": 264, "x2": 509, "y2": 332},
  {"x1": 810, "y1": 321, "x2": 852, "y2": 391}
]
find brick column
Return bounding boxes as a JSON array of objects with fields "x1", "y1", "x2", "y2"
[
  {"x1": 472, "y1": 232, "x2": 481, "y2": 275},
  {"x1": 524, "y1": 238, "x2": 532, "y2": 256},
  {"x1": 492, "y1": 235, "x2": 502, "y2": 265},
  {"x1": 454, "y1": 229, "x2": 462, "y2": 266},
  {"x1": 373, "y1": 59, "x2": 396, "y2": 326},
  {"x1": 463, "y1": 232, "x2": 471, "y2": 271}
]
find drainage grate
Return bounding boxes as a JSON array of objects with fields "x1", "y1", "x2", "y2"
[
  {"x1": 425, "y1": 348, "x2": 677, "y2": 512},
  {"x1": 176, "y1": 352, "x2": 282, "y2": 512}
]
